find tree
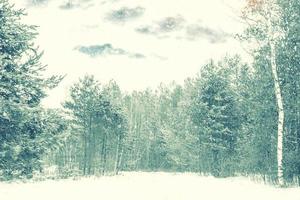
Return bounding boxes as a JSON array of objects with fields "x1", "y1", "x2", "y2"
[
  {"x1": 242, "y1": 0, "x2": 285, "y2": 185},
  {"x1": 239, "y1": 52, "x2": 278, "y2": 182},
  {"x1": 0, "y1": 0, "x2": 63, "y2": 180},
  {"x1": 62, "y1": 76, "x2": 126, "y2": 176},
  {"x1": 276, "y1": 0, "x2": 300, "y2": 184},
  {"x1": 190, "y1": 60, "x2": 242, "y2": 177}
]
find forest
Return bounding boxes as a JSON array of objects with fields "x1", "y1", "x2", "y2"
[{"x1": 0, "y1": 0, "x2": 299, "y2": 187}]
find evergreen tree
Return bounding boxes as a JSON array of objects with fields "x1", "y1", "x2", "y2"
[
  {"x1": 62, "y1": 75, "x2": 126, "y2": 176},
  {"x1": 0, "y1": 0, "x2": 63, "y2": 180},
  {"x1": 190, "y1": 60, "x2": 241, "y2": 177}
]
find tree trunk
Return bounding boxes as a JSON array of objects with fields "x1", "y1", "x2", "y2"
[
  {"x1": 88, "y1": 114, "x2": 96, "y2": 175},
  {"x1": 100, "y1": 131, "x2": 107, "y2": 175},
  {"x1": 114, "y1": 133, "x2": 123, "y2": 175},
  {"x1": 268, "y1": 17, "x2": 284, "y2": 186},
  {"x1": 83, "y1": 129, "x2": 87, "y2": 175},
  {"x1": 297, "y1": 110, "x2": 300, "y2": 186},
  {"x1": 87, "y1": 115, "x2": 93, "y2": 175},
  {"x1": 198, "y1": 133, "x2": 202, "y2": 174}
]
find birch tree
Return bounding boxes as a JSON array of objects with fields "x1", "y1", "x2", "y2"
[
  {"x1": 243, "y1": 0, "x2": 285, "y2": 185},
  {"x1": 276, "y1": 0, "x2": 300, "y2": 184}
]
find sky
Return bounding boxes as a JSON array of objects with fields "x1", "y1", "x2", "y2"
[{"x1": 11, "y1": 0, "x2": 248, "y2": 108}]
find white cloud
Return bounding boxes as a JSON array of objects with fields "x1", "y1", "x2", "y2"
[
  {"x1": 74, "y1": 43, "x2": 146, "y2": 58},
  {"x1": 105, "y1": 6, "x2": 145, "y2": 23}
]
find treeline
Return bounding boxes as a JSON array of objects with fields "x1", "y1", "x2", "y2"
[
  {"x1": 45, "y1": 55, "x2": 298, "y2": 185},
  {"x1": 0, "y1": 0, "x2": 299, "y2": 186}
]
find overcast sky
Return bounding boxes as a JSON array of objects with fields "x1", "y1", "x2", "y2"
[{"x1": 12, "y1": 0, "x2": 248, "y2": 108}]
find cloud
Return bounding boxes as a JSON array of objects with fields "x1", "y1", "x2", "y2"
[
  {"x1": 186, "y1": 24, "x2": 229, "y2": 43},
  {"x1": 135, "y1": 26, "x2": 155, "y2": 35},
  {"x1": 75, "y1": 43, "x2": 146, "y2": 58},
  {"x1": 135, "y1": 15, "x2": 229, "y2": 43},
  {"x1": 26, "y1": 0, "x2": 50, "y2": 6},
  {"x1": 136, "y1": 15, "x2": 185, "y2": 35},
  {"x1": 130, "y1": 53, "x2": 146, "y2": 59},
  {"x1": 157, "y1": 16, "x2": 185, "y2": 32},
  {"x1": 59, "y1": 2, "x2": 79, "y2": 9},
  {"x1": 106, "y1": 6, "x2": 145, "y2": 23},
  {"x1": 59, "y1": 0, "x2": 94, "y2": 10}
]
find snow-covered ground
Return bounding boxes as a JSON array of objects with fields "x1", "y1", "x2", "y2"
[{"x1": 0, "y1": 172, "x2": 299, "y2": 200}]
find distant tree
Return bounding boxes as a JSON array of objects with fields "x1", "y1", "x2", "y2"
[
  {"x1": 63, "y1": 76, "x2": 126, "y2": 175},
  {"x1": 190, "y1": 60, "x2": 242, "y2": 177}
]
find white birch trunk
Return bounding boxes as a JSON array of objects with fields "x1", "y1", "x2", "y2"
[{"x1": 267, "y1": 15, "x2": 284, "y2": 186}]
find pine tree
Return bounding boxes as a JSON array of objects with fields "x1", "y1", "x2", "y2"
[
  {"x1": 190, "y1": 60, "x2": 241, "y2": 177},
  {"x1": 63, "y1": 76, "x2": 126, "y2": 175},
  {"x1": 0, "y1": 0, "x2": 63, "y2": 180}
]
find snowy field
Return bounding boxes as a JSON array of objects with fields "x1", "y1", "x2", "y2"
[{"x1": 0, "y1": 172, "x2": 299, "y2": 200}]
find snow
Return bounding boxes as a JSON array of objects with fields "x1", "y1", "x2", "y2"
[{"x1": 0, "y1": 172, "x2": 299, "y2": 200}]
